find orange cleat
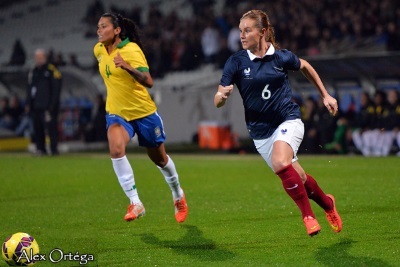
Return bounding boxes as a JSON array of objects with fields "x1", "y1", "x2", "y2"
[
  {"x1": 303, "y1": 216, "x2": 321, "y2": 237},
  {"x1": 174, "y1": 191, "x2": 188, "y2": 223},
  {"x1": 124, "y1": 203, "x2": 145, "y2": 221},
  {"x1": 325, "y1": 194, "x2": 342, "y2": 233}
]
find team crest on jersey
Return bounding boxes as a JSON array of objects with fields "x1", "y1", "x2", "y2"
[
  {"x1": 243, "y1": 67, "x2": 252, "y2": 79},
  {"x1": 155, "y1": 126, "x2": 161, "y2": 137}
]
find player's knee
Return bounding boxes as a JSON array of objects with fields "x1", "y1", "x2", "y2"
[
  {"x1": 109, "y1": 143, "x2": 125, "y2": 158},
  {"x1": 149, "y1": 155, "x2": 168, "y2": 168},
  {"x1": 298, "y1": 170, "x2": 307, "y2": 183},
  {"x1": 271, "y1": 157, "x2": 292, "y2": 173}
]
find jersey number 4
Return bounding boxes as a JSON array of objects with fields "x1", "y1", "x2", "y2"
[
  {"x1": 262, "y1": 84, "x2": 271, "y2": 100},
  {"x1": 105, "y1": 65, "x2": 112, "y2": 78}
]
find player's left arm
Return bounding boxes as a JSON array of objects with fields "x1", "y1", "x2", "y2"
[
  {"x1": 113, "y1": 52, "x2": 153, "y2": 88},
  {"x1": 299, "y1": 58, "x2": 338, "y2": 116}
]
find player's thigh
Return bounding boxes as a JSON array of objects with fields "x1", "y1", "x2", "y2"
[
  {"x1": 106, "y1": 114, "x2": 133, "y2": 157},
  {"x1": 135, "y1": 112, "x2": 166, "y2": 148},
  {"x1": 271, "y1": 141, "x2": 295, "y2": 171},
  {"x1": 107, "y1": 124, "x2": 130, "y2": 155},
  {"x1": 271, "y1": 119, "x2": 304, "y2": 172}
]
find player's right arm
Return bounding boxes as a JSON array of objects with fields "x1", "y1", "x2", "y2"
[
  {"x1": 299, "y1": 58, "x2": 338, "y2": 116},
  {"x1": 114, "y1": 52, "x2": 154, "y2": 88},
  {"x1": 214, "y1": 84, "x2": 233, "y2": 108}
]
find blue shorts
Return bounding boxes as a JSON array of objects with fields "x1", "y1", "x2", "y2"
[{"x1": 106, "y1": 112, "x2": 166, "y2": 147}]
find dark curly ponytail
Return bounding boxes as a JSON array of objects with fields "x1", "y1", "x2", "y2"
[{"x1": 101, "y1": 12, "x2": 143, "y2": 49}]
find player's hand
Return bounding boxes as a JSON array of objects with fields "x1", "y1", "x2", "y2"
[
  {"x1": 114, "y1": 52, "x2": 129, "y2": 70},
  {"x1": 218, "y1": 85, "x2": 234, "y2": 99},
  {"x1": 323, "y1": 95, "x2": 338, "y2": 116}
]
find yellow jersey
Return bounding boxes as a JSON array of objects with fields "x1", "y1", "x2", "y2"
[{"x1": 94, "y1": 38, "x2": 156, "y2": 121}]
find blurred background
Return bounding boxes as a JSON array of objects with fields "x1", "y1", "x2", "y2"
[{"x1": 0, "y1": 0, "x2": 399, "y2": 156}]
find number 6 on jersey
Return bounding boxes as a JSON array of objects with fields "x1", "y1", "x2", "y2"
[{"x1": 262, "y1": 84, "x2": 271, "y2": 100}]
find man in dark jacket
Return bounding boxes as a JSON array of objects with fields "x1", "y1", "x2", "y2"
[{"x1": 26, "y1": 49, "x2": 62, "y2": 155}]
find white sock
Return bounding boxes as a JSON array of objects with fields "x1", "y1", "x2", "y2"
[
  {"x1": 111, "y1": 156, "x2": 141, "y2": 204},
  {"x1": 158, "y1": 155, "x2": 183, "y2": 199}
]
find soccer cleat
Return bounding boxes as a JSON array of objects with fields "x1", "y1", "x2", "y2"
[
  {"x1": 174, "y1": 191, "x2": 188, "y2": 223},
  {"x1": 303, "y1": 216, "x2": 321, "y2": 237},
  {"x1": 124, "y1": 203, "x2": 145, "y2": 221},
  {"x1": 325, "y1": 194, "x2": 342, "y2": 233}
]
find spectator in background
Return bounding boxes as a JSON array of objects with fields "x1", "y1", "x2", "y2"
[
  {"x1": 324, "y1": 115, "x2": 349, "y2": 154},
  {"x1": 0, "y1": 94, "x2": 27, "y2": 134},
  {"x1": 315, "y1": 96, "x2": 337, "y2": 149},
  {"x1": 0, "y1": 96, "x2": 12, "y2": 129},
  {"x1": 381, "y1": 89, "x2": 400, "y2": 155},
  {"x1": 369, "y1": 90, "x2": 387, "y2": 156},
  {"x1": 145, "y1": 39, "x2": 172, "y2": 78},
  {"x1": 324, "y1": 94, "x2": 357, "y2": 154},
  {"x1": 177, "y1": 38, "x2": 202, "y2": 71},
  {"x1": 300, "y1": 96, "x2": 320, "y2": 154},
  {"x1": 83, "y1": 0, "x2": 105, "y2": 37},
  {"x1": 7, "y1": 94, "x2": 24, "y2": 130},
  {"x1": 69, "y1": 53, "x2": 84, "y2": 69},
  {"x1": 227, "y1": 26, "x2": 241, "y2": 53},
  {"x1": 53, "y1": 52, "x2": 66, "y2": 67},
  {"x1": 386, "y1": 22, "x2": 400, "y2": 51},
  {"x1": 15, "y1": 104, "x2": 33, "y2": 138},
  {"x1": 0, "y1": 95, "x2": 23, "y2": 131},
  {"x1": 128, "y1": 6, "x2": 142, "y2": 27},
  {"x1": 26, "y1": 49, "x2": 62, "y2": 156},
  {"x1": 47, "y1": 49, "x2": 67, "y2": 67},
  {"x1": 84, "y1": 94, "x2": 107, "y2": 142},
  {"x1": 353, "y1": 90, "x2": 387, "y2": 156},
  {"x1": 7, "y1": 39, "x2": 26, "y2": 66},
  {"x1": 201, "y1": 20, "x2": 220, "y2": 63},
  {"x1": 351, "y1": 92, "x2": 375, "y2": 155},
  {"x1": 215, "y1": 37, "x2": 232, "y2": 69}
]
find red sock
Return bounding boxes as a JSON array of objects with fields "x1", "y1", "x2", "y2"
[
  {"x1": 304, "y1": 174, "x2": 333, "y2": 211},
  {"x1": 276, "y1": 164, "x2": 315, "y2": 218}
]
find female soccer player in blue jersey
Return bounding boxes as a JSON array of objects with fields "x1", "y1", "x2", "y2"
[
  {"x1": 95, "y1": 13, "x2": 188, "y2": 223},
  {"x1": 214, "y1": 10, "x2": 342, "y2": 236}
]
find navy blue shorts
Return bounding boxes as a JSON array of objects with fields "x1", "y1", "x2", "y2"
[{"x1": 106, "y1": 112, "x2": 166, "y2": 147}]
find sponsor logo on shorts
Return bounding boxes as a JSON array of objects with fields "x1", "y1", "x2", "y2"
[{"x1": 155, "y1": 126, "x2": 161, "y2": 137}]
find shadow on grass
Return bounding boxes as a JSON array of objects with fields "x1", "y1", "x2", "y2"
[
  {"x1": 315, "y1": 238, "x2": 393, "y2": 267},
  {"x1": 141, "y1": 224, "x2": 235, "y2": 261}
]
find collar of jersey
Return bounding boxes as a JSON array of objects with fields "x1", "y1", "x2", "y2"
[
  {"x1": 117, "y1": 38, "x2": 130, "y2": 48},
  {"x1": 247, "y1": 44, "x2": 275, "y2": 61}
]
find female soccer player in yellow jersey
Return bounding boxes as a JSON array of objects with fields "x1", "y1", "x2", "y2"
[{"x1": 94, "y1": 13, "x2": 188, "y2": 223}]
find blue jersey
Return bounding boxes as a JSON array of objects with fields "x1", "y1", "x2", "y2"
[{"x1": 220, "y1": 46, "x2": 301, "y2": 139}]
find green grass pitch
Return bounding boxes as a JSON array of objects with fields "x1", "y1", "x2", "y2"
[{"x1": 0, "y1": 153, "x2": 399, "y2": 266}]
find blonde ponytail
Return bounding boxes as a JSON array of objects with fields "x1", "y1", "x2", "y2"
[{"x1": 241, "y1": 10, "x2": 280, "y2": 49}]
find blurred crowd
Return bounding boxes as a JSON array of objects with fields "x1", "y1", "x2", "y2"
[
  {"x1": 5, "y1": 0, "x2": 400, "y2": 74},
  {"x1": 1, "y1": 0, "x2": 400, "y2": 156},
  {"x1": 0, "y1": 93, "x2": 107, "y2": 144},
  {"x1": 2, "y1": 87, "x2": 400, "y2": 156},
  {"x1": 80, "y1": 0, "x2": 400, "y2": 77},
  {"x1": 298, "y1": 88, "x2": 400, "y2": 156}
]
